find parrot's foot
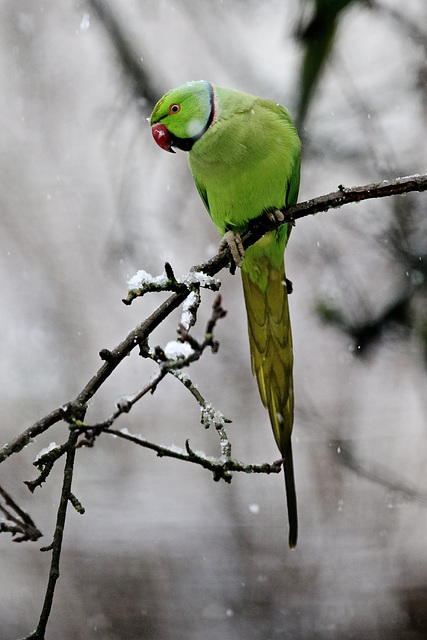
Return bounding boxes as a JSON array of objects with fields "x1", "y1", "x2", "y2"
[
  {"x1": 219, "y1": 230, "x2": 244, "y2": 269},
  {"x1": 267, "y1": 208, "x2": 295, "y2": 227},
  {"x1": 266, "y1": 208, "x2": 285, "y2": 224}
]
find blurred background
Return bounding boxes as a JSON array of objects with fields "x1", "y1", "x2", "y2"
[{"x1": 1, "y1": 0, "x2": 427, "y2": 638}]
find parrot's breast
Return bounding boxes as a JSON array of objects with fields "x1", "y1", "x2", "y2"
[{"x1": 188, "y1": 103, "x2": 298, "y2": 235}]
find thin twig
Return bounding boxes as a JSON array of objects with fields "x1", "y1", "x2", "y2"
[
  {"x1": 24, "y1": 443, "x2": 69, "y2": 493},
  {"x1": 0, "y1": 485, "x2": 42, "y2": 542},
  {"x1": 72, "y1": 294, "x2": 227, "y2": 439},
  {"x1": 102, "y1": 427, "x2": 283, "y2": 482},
  {"x1": 24, "y1": 428, "x2": 80, "y2": 640}
]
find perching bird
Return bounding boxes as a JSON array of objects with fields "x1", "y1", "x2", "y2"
[{"x1": 150, "y1": 81, "x2": 301, "y2": 548}]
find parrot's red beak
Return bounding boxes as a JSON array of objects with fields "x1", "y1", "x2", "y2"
[{"x1": 151, "y1": 123, "x2": 175, "y2": 153}]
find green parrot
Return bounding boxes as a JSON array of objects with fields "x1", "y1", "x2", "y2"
[{"x1": 150, "y1": 81, "x2": 301, "y2": 548}]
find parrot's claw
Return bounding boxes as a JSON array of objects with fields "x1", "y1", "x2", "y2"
[
  {"x1": 266, "y1": 208, "x2": 285, "y2": 224},
  {"x1": 219, "y1": 230, "x2": 245, "y2": 269}
]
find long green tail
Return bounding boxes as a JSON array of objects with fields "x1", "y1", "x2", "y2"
[{"x1": 241, "y1": 229, "x2": 297, "y2": 548}]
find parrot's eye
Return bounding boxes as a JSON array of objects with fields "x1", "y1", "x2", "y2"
[{"x1": 169, "y1": 104, "x2": 181, "y2": 114}]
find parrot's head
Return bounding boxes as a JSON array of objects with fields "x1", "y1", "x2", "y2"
[{"x1": 150, "y1": 80, "x2": 216, "y2": 153}]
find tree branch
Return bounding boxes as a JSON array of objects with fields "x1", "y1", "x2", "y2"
[
  {"x1": 1, "y1": 173, "x2": 425, "y2": 640},
  {"x1": 242, "y1": 174, "x2": 427, "y2": 251},
  {"x1": 1, "y1": 174, "x2": 425, "y2": 466}
]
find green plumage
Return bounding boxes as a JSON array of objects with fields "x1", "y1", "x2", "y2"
[{"x1": 151, "y1": 81, "x2": 301, "y2": 548}]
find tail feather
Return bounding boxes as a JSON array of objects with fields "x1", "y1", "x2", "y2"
[
  {"x1": 241, "y1": 235, "x2": 297, "y2": 548},
  {"x1": 283, "y1": 440, "x2": 298, "y2": 549}
]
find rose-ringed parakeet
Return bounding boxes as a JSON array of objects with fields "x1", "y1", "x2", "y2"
[{"x1": 150, "y1": 81, "x2": 301, "y2": 548}]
